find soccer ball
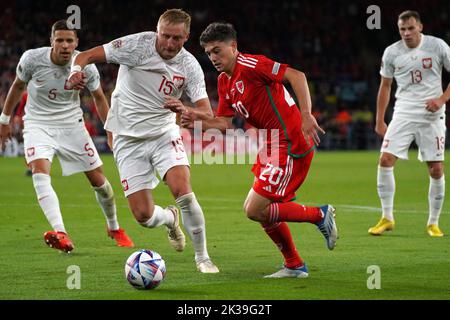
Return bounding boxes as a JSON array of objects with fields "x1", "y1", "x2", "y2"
[{"x1": 125, "y1": 249, "x2": 166, "y2": 290}]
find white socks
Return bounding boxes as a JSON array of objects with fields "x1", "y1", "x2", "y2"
[
  {"x1": 377, "y1": 166, "x2": 395, "y2": 221},
  {"x1": 32, "y1": 173, "x2": 66, "y2": 233},
  {"x1": 378, "y1": 166, "x2": 445, "y2": 226},
  {"x1": 93, "y1": 179, "x2": 119, "y2": 231},
  {"x1": 139, "y1": 206, "x2": 174, "y2": 228},
  {"x1": 176, "y1": 192, "x2": 209, "y2": 263},
  {"x1": 137, "y1": 193, "x2": 210, "y2": 263},
  {"x1": 428, "y1": 175, "x2": 445, "y2": 226}
]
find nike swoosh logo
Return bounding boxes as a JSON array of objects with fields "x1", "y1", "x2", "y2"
[{"x1": 89, "y1": 159, "x2": 98, "y2": 165}]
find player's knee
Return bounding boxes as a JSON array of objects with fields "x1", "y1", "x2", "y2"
[
  {"x1": 428, "y1": 163, "x2": 444, "y2": 179},
  {"x1": 86, "y1": 168, "x2": 106, "y2": 188},
  {"x1": 166, "y1": 174, "x2": 191, "y2": 198},
  {"x1": 171, "y1": 187, "x2": 191, "y2": 200},
  {"x1": 165, "y1": 167, "x2": 192, "y2": 198},
  {"x1": 244, "y1": 203, "x2": 263, "y2": 222},
  {"x1": 379, "y1": 154, "x2": 396, "y2": 167},
  {"x1": 245, "y1": 210, "x2": 259, "y2": 222}
]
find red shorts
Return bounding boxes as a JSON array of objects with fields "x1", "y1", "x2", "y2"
[{"x1": 251, "y1": 148, "x2": 314, "y2": 202}]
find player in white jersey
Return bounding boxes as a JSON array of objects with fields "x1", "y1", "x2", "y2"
[
  {"x1": 369, "y1": 11, "x2": 450, "y2": 237},
  {"x1": 0, "y1": 20, "x2": 134, "y2": 252},
  {"x1": 68, "y1": 9, "x2": 219, "y2": 273}
]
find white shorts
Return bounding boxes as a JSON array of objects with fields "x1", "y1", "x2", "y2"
[
  {"x1": 381, "y1": 117, "x2": 446, "y2": 162},
  {"x1": 113, "y1": 126, "x2": 190, "y2": 197},
  {"x1": 23, "y1": 125, "x2": 103, "y2": 176}
]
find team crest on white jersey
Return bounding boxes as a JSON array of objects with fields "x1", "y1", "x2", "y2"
[
  {"x1": 422, "y1": 57, "x2": 432, "y2": 69},
  {"x1": 26, "y1": 147, "x2": 35, "y2": 157},
  {"x1": 111, "y1": 39, "x2": 122, "y2": 49},
  {"x1": 172, "y1": 75, "x2": 185, "y2": 89},
  {"x1": 121, "y1": 179, "x2": 129, "y2": 191},
  {"x1": 236, "y1": 80, "x2": 244, "y2": 94}
]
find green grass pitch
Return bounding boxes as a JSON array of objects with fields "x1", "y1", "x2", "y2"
[{"x1": 0, "y1": 151, "x2": 449, "y2": 300}]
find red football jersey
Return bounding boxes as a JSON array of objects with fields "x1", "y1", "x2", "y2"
[
  {"x1": 216, "y1": 53, "x2": 313, "y2": 157},
  {"x1": 15, "y1": 91, "x2": 28, "y2": 118}
]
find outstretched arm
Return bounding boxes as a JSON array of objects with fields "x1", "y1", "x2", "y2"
[
  {"x1": 68, "y1": 46, "x2": 107, "y2": 89},
  {"x1": 164, "y1": 97, "x2": 214, "y2": 120},
  {"x1": 375, "y1": 76, "x2": 393, "y2": 137},
  {"x1": 181, "y1": 110, "x2": 232, "y2": 133},
  {"x1": 283, "y1": 67, "x2": 324, "y2": 145},
  {"x1": 74, "y1": 46, "x2": 107, "y2": 69},
  {"x1": 0, "y1": 77, "x2": 26, "y2": 150}
]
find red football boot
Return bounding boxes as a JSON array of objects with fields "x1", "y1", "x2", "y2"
[
  {"x1": 44, "y1": 231, "x2": 74, "y2": 253},
  {"x1": 107, "y1": 228, "x2": 134, "y2": 247}
]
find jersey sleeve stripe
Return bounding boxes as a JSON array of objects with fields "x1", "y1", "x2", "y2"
[
  {"x1": 237, "y1": 56, "x2": 257, "y2": 65},
  {"x1": 237, "y1": 61, "x2": 256, "y2": 68},
  {"x1": 239, "y1": 55, "x2": 258, "y2": 63}
]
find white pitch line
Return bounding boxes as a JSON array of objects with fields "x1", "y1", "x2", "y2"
[
  {"x1": 317, "y1": 204, "x2": 439, "y2": 215},
  {"x1": 0, "y1": 196, "x2": 445, "y2": 215},
  {"x1": 0, "y1": 203, "x2": 130, "y2": 209},
  {"x1": 0, "y1": 202, "x2": 235, "y2": 212},
  {"x1": 336, "y1": 204, "x2": 381, "y2": 212}
]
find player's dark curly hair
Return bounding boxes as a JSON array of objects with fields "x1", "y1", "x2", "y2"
[{"x1": 199, "y1": 22, "x2": 237, "y2": 47}]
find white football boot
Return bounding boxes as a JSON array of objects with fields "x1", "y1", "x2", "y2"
[
  {"x1": 166, "y1": 206, "x2": 186, "y2": 252},
  {"x1": 196, "y1": 259, "x2": 220, "y2": 273},
  {"x1": 264, "y1": 264, "x2": 309, "y2": 278}
]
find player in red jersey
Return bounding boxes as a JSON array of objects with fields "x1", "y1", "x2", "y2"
[
  {"x1": 181, "y1": 22, "x2": 338, "y2": 278},
  {"x1": 14, "y1": 91, "x2": 33, "y2": 176}
]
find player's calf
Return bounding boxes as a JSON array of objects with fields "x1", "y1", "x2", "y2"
[{"x1": 130, "y1": 203, "x2": 155, "y2": 225}]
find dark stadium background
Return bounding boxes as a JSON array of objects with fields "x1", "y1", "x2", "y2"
[{"x1": 1, "y1": 0, "x2": 449, "y2": 152}]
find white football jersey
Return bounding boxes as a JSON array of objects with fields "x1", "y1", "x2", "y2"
[
  {"x1": 16, "y1": 47, "x2": 100, "y2": 127},
  {"x1": 103, "y1": 31, "x2": 208, "y2": 138},
  {"x1": 380, "y1": 34, "x2": 450, "y2": 122}
]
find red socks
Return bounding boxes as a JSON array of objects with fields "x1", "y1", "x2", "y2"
[
  {"x1": 261, "y1": 202, "x2": 323, "y2": 269},
  {"x1": 262, "y1": 222, "x2": 303, "y2": 269},
  {"x1": 269, "y1": 202, "x2": 323, "y2": 224}
]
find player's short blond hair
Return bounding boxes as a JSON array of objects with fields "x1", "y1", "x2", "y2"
[{"x1": 158, "y1": 9, "x2": 191, "y2": 33}]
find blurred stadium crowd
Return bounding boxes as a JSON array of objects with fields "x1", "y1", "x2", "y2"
[{"x1": 1, "y1": 0, "x2": 449, "y2": 154}]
